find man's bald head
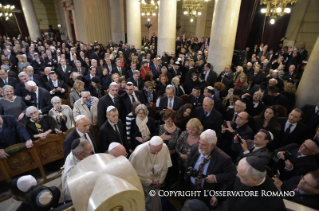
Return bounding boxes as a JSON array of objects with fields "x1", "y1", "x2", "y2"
[{"x1": 108, "y1": 144, "x2": 127, "y2": 157}]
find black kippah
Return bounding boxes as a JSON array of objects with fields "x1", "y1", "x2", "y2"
[
  {"x1": 71, "y1": 138, "x2": 81, "y2": 150},
  {"x1": 246, "y1": 156, "x2": 266, "y2": 172}
]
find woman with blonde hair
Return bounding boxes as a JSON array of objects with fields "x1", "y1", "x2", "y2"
[
  {"x1": 69, "y1": 80, "x2": 84, "y2": 107},
  {"x1": 234, "y1": 72, "x2": 248, "y2": 90},
  {"x1": 282, "y1": 82, "x2": 296, "y2": 112},
  {"x1": 17, "y1": 54, "x2": 30, "y2": 72}
]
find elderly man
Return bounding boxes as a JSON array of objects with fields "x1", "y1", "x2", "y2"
[
  {"x1": 107, "y1": 142, "x2": 127, "y2": 157},
  {"x1": 185, "y1": 129, "x2": 236, "y2": 206},
  {"x1": 0, "y1": 115, "x2": 33, "y2": 159},
  {"x1": 25, "y1": 66, "x2": 41, "y2": 83},
  {"x1": 129, "y1": 136, "x2": 172, "y2": 211},
  {"x1": 73, "y1": 91, "x2": 98, "y2": 125},
  {"x1": 188, "y1": 87, "x2": 204, "y2": 109},
  {"x1": 194, "y1": 97, "x2": 223, "y2": 132},
  {"x1": 120, "y1": 82, "x2": 145, "y2": 119},
  {"x1": 99, "y1": 106, "x2": 129, "y2": 153},
  {"x1": 273, "y1": 139, "x2": 319, "y2": 180},
  {"x1": 158, "y1": 85, "x2": 183, "y2": 112},
  {"x1": 24, "y1": 80, "x2": 52, "y2": 114},
  {"x1": 61, "y1": 138, "x2": 93, "y2": 202},
  {"x1": 97, "y1": 82, "x2": 121, "y2": 128},
  {"x1": 283, "y1": 64, "x2": 297, "y2": 83},
  {"x1": 127, "y1": 69, "x2": 144, "y2": 90},
  {"x1": 217, "y1": 65, "x2": 234, "y2": 92},
  {"x1": 63, "y1": 115, "x2": 96, "y2": 159},
  {"x1": 243, "y1": 91, "x2": 266, "y2": 117},
  {"x1": 150, "y1": 58, "x2": 162, "y2": 77},
  {"x1": 44, "y1": 49, "x2": 58, "y2": 69},
  {"x1": 226, "y1": 100, "x2": 246, "y2": 121},
  {"x1": 0, "y1": 68, "x2": 17, "y2": 88},
  {"x1": 56, "y1": 58, "x2": 73, "y2": 83},
  {"x1": 39, "y1": 67, "x2": 52, "y2": 88}
]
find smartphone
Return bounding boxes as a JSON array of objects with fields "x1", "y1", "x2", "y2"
[
  {"x1": 223, "y1": 121, "x2": 228, "y2": 128},
  {"x1": 236, "y1": 134, "x2": 243, "y2": 144}
]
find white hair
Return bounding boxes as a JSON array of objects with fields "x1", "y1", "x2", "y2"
[
  {"x1": 200, "y1": 131, "x2": 217, "y2": 145},
  {"x1": 25, "y1": 106, "x2": 38, "y2": 117},
  {"x1": 51, "y1": 96, "x2": 61, "y2": 105}
]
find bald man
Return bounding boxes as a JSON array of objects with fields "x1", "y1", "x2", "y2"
[{"x1": 107, "y1": 142, "x2": 127, "y2": 157}]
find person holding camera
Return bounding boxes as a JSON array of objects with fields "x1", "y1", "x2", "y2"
[{"x1": 273, "y1": 139, "x2": 319, "y2": 180}]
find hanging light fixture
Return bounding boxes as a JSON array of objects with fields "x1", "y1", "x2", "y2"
[
  {"x1": 260, "y1": 0, "x2": 297, "y2": 24},
  {"x1": 140, "y1": 0, "x2": 158, "y2": 22},
  {"x1": 182, "y1": 0, "x2": 210, "y2": 22},
  {"x1": 0, "y1": 3, "x2": 15, "y2": 21}
]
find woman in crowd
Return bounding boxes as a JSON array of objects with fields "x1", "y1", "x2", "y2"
[
  {"x1": 171, "y1": 76, "x2": 185, "y2": 97},
  {"x1": 130, "y1": 104, "x2": 156, "y2": 149},
  {"x1": 89, "y1": 77, "x2": 103, "y2": 98},
  {"x1": 214, "y1": 82, "x2": 226, "y2": 99},
  {"x1": 69, "y1": 80, "x2": 85, "y2": 107},
  {"x1": 157, "y1": 109, "x2": 181, "y2": 189},
  {"x1": 118, "y1": 78, "x2": 127, "y2": 96},
  {"x1": 100, "y1": 67, "x2": 112, "y2": 91},
  {"x1": 132, "y1": 56, "x2": 140, "y2": 70},
  {"x1": 156, "y1": 74, "x2": 168, "y2": 98},
  {"x1": 253, "y1": 106, "x2": 281, "y2": 151},
  {"x1": 0, "y1": 85, "x2": 27, "y2": 123},
  {"x1": 49, "y1": 96, "x2": 74, "y2": 133},
  {"x1": 25, "y1": 106, "x2": 55, "y2": 141},
  {"x1": 126, "y1": 101, "x2": 141, "y2": 147},
  {"x1": 144, "y1": 71, "x2": 156, "y2": 88},
  {"x1": 140, "y1": 60, "x2": 151, "y2": 80},
  {"x1": 143, "y1": 81, "x2": 156, "y2": 107},
  {"x1": 282, "y1": 82, "x2": 296, "y2": 112},
  {"x1": 175, "y1": 103, "x2": 193, "y2": 131},
  {"x1": 234, "y1": 72, "x2": 248, "y2": 91},
  {"x1": 17, "y1": 54, "x2": 30, "y2": 72},
  {"x1": 111, "y1": 73, "x2": 120, "y2": 85}
]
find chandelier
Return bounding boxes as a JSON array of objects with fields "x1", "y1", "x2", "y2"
[
  {"x1": 0, "y1": 3, "x2": 15, "y2": 21},
  {"x1": 182, "y1": 0, "x2": 210, "y2": 22},
  {"x1": 140, "y1": 0, "x2": 158, "y2": 22},
  {"x1": 260, "y1": 0, "x2": 297, "y2": 24}
]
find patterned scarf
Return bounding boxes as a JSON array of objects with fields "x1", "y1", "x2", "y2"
[{"x1": 86, "y1": 97, "x2": 95, "y2": 108}]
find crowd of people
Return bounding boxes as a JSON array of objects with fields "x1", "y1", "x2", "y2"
[{"x1": 1, "y1": 33, "x2": 319, "y2": 211}]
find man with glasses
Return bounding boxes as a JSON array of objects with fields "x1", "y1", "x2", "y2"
[
  {"x1": 120, "y1": 82, "x2": 145, "y2": 120},
  {"x1": 226, "y1": 100, "x2": 246, "y2": 121},
  {"x1": 273, "y1": 170, "x2": 319, "y2": 210},
  {"x1": 219, "y1": 111, "x2": 254, "y2": 160},
  {"x1": 273, "y1": 139, "x2": 319, "y2": 180}
]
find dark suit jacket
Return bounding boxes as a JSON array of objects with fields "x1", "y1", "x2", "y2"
[
  {"x1": 130, "y1": 117, "x2": 156, "y2": 149},
  {"x1": 194, "y1": 107, "x2": 223, "y2": 133},
  {"x1": 84, "y1": 75, "x2": 100, "y2": 89},
  {"x1": 112, "y1": 66, "x2": 127, "y2": 78},
  {"x1": 0, "y1": 77, "x2": 18, "y2": 88},
  {"x1": 63, "y1": 128, "x2": 96, "y2": 159},
  {"x1": 44, "y1": 55, "x2": 58, "y2": 68},
  {"x1": 188, "y1": 94, "x2": 204, "y2": 109},
  {"x1": 98, "y1": 119, "x2": 129, "y2": 153},
  {"x1": 0, "y1": 115, "x2": 31, "y2": 149},
  {"x1": 97, "y1": 94, "x2": 121, "y2": 128},
  {"x1": 249, "y1": 71, "x2": 265, "y2": 84},
  {"x1": 25, "y1": 116, "x2": 55, "y2": 141},
  {"x1": 56, "y1": 65, "x2": 73, "y2": 82},
  {"x1": 158, "y1": 96, "x2": 183, "y2": 112},
  {"x1": 127, "y1": 76, "x2": 144, "y2": 90},
  {"x1": 37, "y1": 87, "x2": 53, "y2": 114},
  {"x1": 45, "y1": 80, "x2": 69, "y2": 98},
  {"x1": 232, "y1": 143, "x2": 270, "y2": 165},
  {"x1": 120, "y1": 91, "x2": 146, "y2": 118},
  {"x1": 90, "y1": 53, "x2": 100, "y2": 64},
  {"x1": 150, "y1": 64, "x2": 162, "y2": 77},
  {"x1": 277, "y1": 117, "x2": 307, "y2": 147},
  {"x1": 201, "y1": 70, "x2": 217, "y2": 87},
  {"x1": 40, "y1": 75, "x2": 51, "y2": 88},
  {"x1": 300, "y1": 104, "x2": 319, "y2": 137}
]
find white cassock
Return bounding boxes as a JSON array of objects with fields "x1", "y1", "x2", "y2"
[
  {"x1": 61, "y1": 152, "x2": 81, "y2": 202},
  {"x1": 129, "y1": 142, "x2": 172, "y2": 211}
]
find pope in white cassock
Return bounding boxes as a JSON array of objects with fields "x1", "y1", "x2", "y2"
[{"x1": 129, "y1": 136, "x2": 172, "y2": 211}]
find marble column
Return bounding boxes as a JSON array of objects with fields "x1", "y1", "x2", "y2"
[
  {"x1": 126, "y1": 0, "x2": 141, "y2": 48},
  {"x1": 158, "y1": 0, "x2": 177, "y2": 56},
  {"x1": 109, "y1": 0, "x2": 125, "y2": 43},
  {"x1": 295, "y1": 35, "x2": 319, "y2": 107},
  {"x1": 20, "y1": 0, "x2": 42, "y2": 40},
  {"x1": 71, "y1": 10, "x2": 78, "y2": 40},
  {"x1": 207, "y1": 0, "x2": 241, "y2": 74},
  {"x1": 63, "y1": 9, "x2": 73, "y2": 40},
  {"x1": 195, "y1": 4, "x2": 208, "y2": 38}
]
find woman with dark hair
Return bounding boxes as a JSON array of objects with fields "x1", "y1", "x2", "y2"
[
  {"x1": 100, "y1": 67, "x2": 112, "y2": 91},
  {"x1": 118, "y1": 77, "x2": 127, "y2": 96},
  {"x1": 246, "y1": 76, "x2": 256, "y2": 93},
  {"x1": 274, "y1": 104, "x2": 288, "y2": 117},
  {"x1": 253, "y1": 106, "x2": 281, "y2": 151},
  {"x1": 89, "y1": 77, "x2": 104, "y2": 98},
  {"x1": 175, "y1": 103, "x2": 193, "y2": 131}
]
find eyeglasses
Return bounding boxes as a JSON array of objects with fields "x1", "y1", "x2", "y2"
[
  {"x1": 236, "y1": 115, "x2": 246, "y2": 121},
  {"x1": 301, "y1": 176, "x2": 317, "y2": 189},
  {"x1": 301, "y1": 143, "x2": 315, "y2": 153}
]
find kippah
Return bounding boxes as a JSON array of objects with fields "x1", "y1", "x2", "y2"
[
  {"x1": 150, "y1": 136, "x2": 163, "y2": 146},
  {"x1": 268, "y1": 131, "x2": 274, "y2": 141},
  {"x1": 71, "y1": 138, "x2": 81, "y2": 150},
  {"x1": 175, "y1": 61, "x2": 180, "y2": 65},
  {"x1": 206, "y1": 86, "x2": 214, "y2": 90},
  {"x1": 273, "y1": 69, "x2": 279, "y2": 73},
  {"x1": 107, "y1": 105, "x2": 116, "y2": 113},
  {"x1": 26, "y1": 81, "x2": 36, "y2": 87},
  {"x1": 108, "y1": 142, "x2": 120, "y2": 152},
  {"x1": 36, "y1": 189, "x2": 53, "y2": 207},
  {"x1": 246, "y1": 156, "x2": 266, "y2": 172},
  {"x1": 204, "y1": 129, "x2": 216, "y2": 137},
  {"x1": 74, "y1": 115, "x2": 85, "y2": 122},
  {"x1": 126, "y1": 82, "x2": 133, "y2": 85},
  {"x1": 110, "y1": 82, "x2": 118, "y2": 86},
  {"x1": 166, "y1": 84, "x2": 173, "y2": 88},
  {"x1": 193, "y1": 87, "x2": 201, "y2": 91},
  {"x1": 17, "y1": 175, "x2": 37, "y2": 192},
  {"x1": 49, "y1": 71, "x2": 55, "y2": 74}
]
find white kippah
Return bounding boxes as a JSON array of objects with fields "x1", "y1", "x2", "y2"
[
  {"x1": 177, "y1": 58, "x2": 182, "y2": 61},
  {"x1": 268, "y1": 131, "x2": 274, "y2": 141},
  {"x1": 166, "y1": 84, "x2": 173, "y2": 88},
  {"x1": 108, "y1": 142, "x2": 120, "y2": 151},
  {"x1": 17, "y1": 175, "x2": 37, "y2": 192},
  {"x1": 110, "y1": 82, "x2": 118, "y2": 86},
  {"x1": 74, "y1": 115, "x2": 86, "y2": 122},
  {"x1": 175, "y1": 61, "x2": 180, "y2": 64},
  {"x1": 107, "y1": 105, "x2": 116, "y2": 113},
  {"x1": 204, "y1": 129, "x2": 216, "y2": 137},
  {"x1": 206, "y1": 86, "x2": 214, "y2": 90},
  {"x1": 273, "y1": 69, "x2": 279, "y2": 73},
  {"x1": 36, "y1": 189, "x2": 53, "y2": 206},
  {"x1": 26, "y1": 81, "x2": 36, "y2": 87},
  {"x1": 149, "y1": 136, "x2": 163, "y2": 146}
]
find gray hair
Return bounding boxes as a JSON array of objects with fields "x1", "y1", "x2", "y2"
[
  {"x1": 247, "y1": 62, "x2": 252, "y2": 66},
  {"x1": 75, "y1": 60, "x2": 81, "y2": 64},
  {"x1": 161, "y1": 66, "x2": 167, "y2": 71},
  {"x1": 200, "y1": 131, "x2": 217, "y2": 145},
  {"x1": 171, "y1": 77, "x2": 180, "y2": 86},
  {"x1": 289, "y1": 65, "x2": 295, "y2": 70},
  {"x1": 51, "y1": 96, "x2": 61, "y2": 105},
  {"x1": 166, "y1": 85, "x2": 175, "y2": 92},
  {"x1": 26, "y1": 66, "x2": 33, "y2": 70},
  {"x1": 1, "y1": 65, "x2": 9, "y2": 71},
  {"x1": 25, "y1": 106, "x2": 38, "y2": 117},
  {"x1": 135, "y1": 104, "x2": 149, "y2": 116},
  {"x1": 18, "y1": 72, "x2": 28, "y2": 78},
  {"x1": 269, "y1": 78, "x2": 278, "y2": 84},
  {"x1": 2, "y1": 85, "x2": 14, "y2": 92},
  {"x1": 239, "y1": 157, "x2": 267, "y2": 179},
  {"x1": 81, "y1": 91, "x2": 91, "y2": 97},
  {"x1": 72, "y1": 138, "x2": 90, "y2": 157},
  {"x1": 109, "y1": 82, "x2": 119, "y2": 89},
  {"x1": 133, "y1": 70, "x2": 140, "y2": 75}
]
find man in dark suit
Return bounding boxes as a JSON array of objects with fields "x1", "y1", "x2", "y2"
[
  {"x1": 105, "y1": 58, "x2": 115, "y2": 74},
  {"x1": 112, "y1": 58, "x2": 127, "y2": 79},
  {"x1": 248, "y1": 64, "x2": 265, "y2": 85},
  {"x1": 0, "y1": 69, "x2": 18, "y2": 88},
  {"x1": 185, "y1": 129, "x2": 237, "y2": 206},
  {"x1": 219, "y1": 111, "x2": 254, "y2": 160},
  {"x1": 232, "y1": 129, "x2": 271, "y2": 165},
  {"x1": 97, "y1": 82, "x2": 121, "y2": 128},
  {"x1": 24, "y1": 80, "x2": 52, "y2": 114},
  {"x1": 201, "y1": 63, "x2": 217, "y2": 87},
  {"x1": 225, "y1": 100, "x2": 246, "y2": 121},
  {"x1": 283, "y1": 65, "x2": 297, "y2": 83},
  {"x1": 90, "y1": 48, "x2": 100, "y2": 64},
  {"x1": 98, "y1": 106, "x2": 130, "y2": 153},
  {"x1": 242, "y1": 91, "x2": 266, "y2": 117},
  {"x1": 39, "y1": 67, "x2": 52, "y2": 88},
  {"x1": 155, "y1": 66, "x2": 173, "y2": 84},
  {"x1": 0, "y1": 115, "x2": 33, "y2": 159},
  {"x1": 273, "y1": 170, "x2": 319, "y2": 210},
  {"x1": 84, "y1": 66, "x2": 99, "y2": 89},
  {"x1": 168, "y1": 61, "x2": 182, "y2": 78},
  {"x1": 203, "y1": 86, "x2": 226, "y2": 117},
  {"x1": 300, "y1": 102, "x2": 319, "y2": 138},
  {"x1": 46, "y1": 71, "x2": 69, "y2": 99},
  {"x1": 4, "y1": 49, "x2": 17, "y2": 66},
  {"x1": 127, "y1": 70, "x2": 144, "y2": 90},
  {"x1": 56, "y1": 58, "x2": 73, "y2": 83},
  {"x1": 217, "y1": 65, "x2": 234, "y2": 95},
  {"x1": 157, "y1": 85, "x2": 183, "y2": 112},
  {"x1": 120, "y1": 82, "x2": 145, "y2": 119},
  {"x1": 273, "y1": 139, "x2": 319, "y2": 180},
  {"x1": 277, "y1": 108, "x2": 307, "y2": 147},
  {"x1": 261, "y1": 59, "x2": 271, "y2": 75},
  {"x1": 25, "y1": 66, "x2": 41, "y2": 83},
  {"x1": 63, "y1": 115, "x2": 97, "y2": 159},
  {"x1": 188, "y1": 87, "x2": 204, "y2": 109},
  {"x1": 150, "y1": 58, "x2": 162, "y2": 78},
  {"x1": 194, "y1": 97, "x2": 223, "y2": 133},
  {"x1": 264, "y1": 87, "x2": 289, "y2": 111},
  {"x1": 44, "y1": 50, "x2": 58, "y2": 70}
]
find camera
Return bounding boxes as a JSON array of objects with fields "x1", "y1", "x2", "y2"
[
  {"x1": 283, "y1": 150, "x2": 291, "y2": 161},
  {"x1": 187, "y1": 167, "x2": 206, "y2": 178}
]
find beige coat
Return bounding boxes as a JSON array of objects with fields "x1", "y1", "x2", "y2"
[{"x1": 73, "y1": 97, "x2": 99, "y2": 124}]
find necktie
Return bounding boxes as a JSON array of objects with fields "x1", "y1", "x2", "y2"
[
  {"x1": 285, "y1": 124, "x2": 293, "y2": 135},
  {"x1": 114, "y1": 124, "x2": 123, "y2": 144},
  {"x1": 156, "y1": 66, "x2": 159, "y2": 72},
  {"x1": 195, "y1": 156, "x2": 206, "y2": 190},
  {"x1": 119, "y1": 67, "x2": 122, "y2": 76},
  {"x1": 131, "y1": 95, "x2": 135, "y2": 104},
  {"x1": 4, "y1": 79, "x2": 7, "y2": 85},
  {"x1": 78, "y1": 68, "x2": 81, "y2": 72},
  {"x1": 135, "y1": 79, "x2": 138, "y2": 87},
  {"x1": 295, "y1": 152, "x2": 301, "y2": 158},
  {"x1": 249, "y1": 147, "x2": 255, "y2": 153},
  {"x1": 168, "y1": 99, "x2": 172, "y2": 108},
  {"x1": 47, "y1": 76, "x2": 50, "y2": 81},
  {"x1": 232, "y1": 113, "x2": 238, "y2": 121},
  {"x1": 204, "y1": 111, "x2": 209, "y2": 117}
]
